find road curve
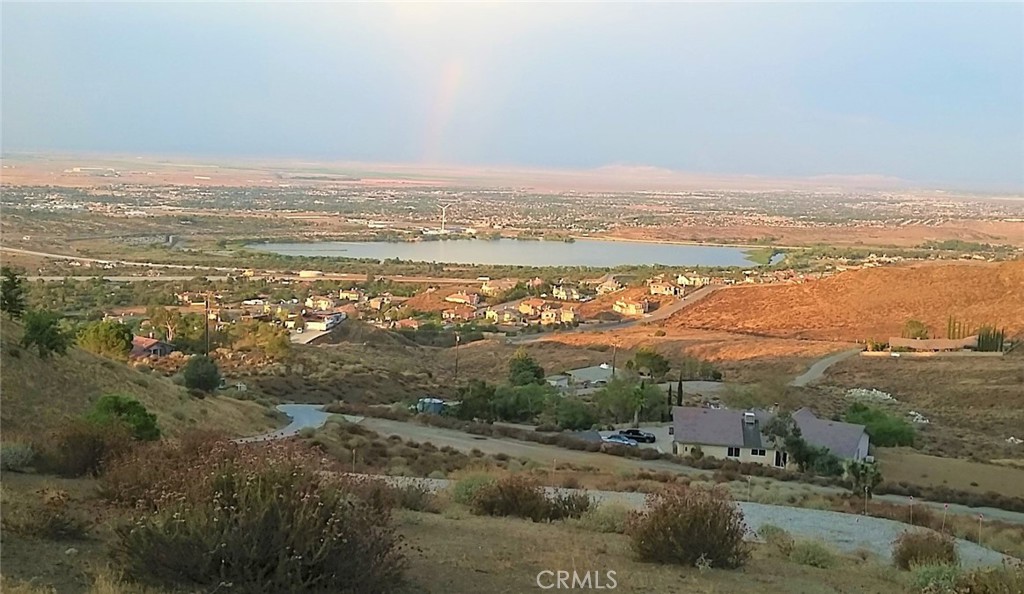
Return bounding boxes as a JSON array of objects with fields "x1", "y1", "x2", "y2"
[
  {"x1": 234, "y1": 404, "x2": 330, "y2": 443},
  {"x1": 789, "y1": 348, "x2": 862, "y2": 387}
]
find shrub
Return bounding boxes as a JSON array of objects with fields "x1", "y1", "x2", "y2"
[
  {"x1": 892, "y1": 530, "x2": 959, "y2": 570},
  {"x1": 953, "y1": 560, "x2": 1024, "y2": 594},
  {"x1": 758, "y1": 524, "x2": 795, "y2": 556},
  {"x1": 789, "y1": 541, "x2": 837, "y2": 569},
  {"x1": 627, "y1": 485, "x2": 749, "y2": 568},
  {"x1": 181, "y1": 355, "x2": 221, "y2": 392},
  {"x1": 0, "y1": 443, "x2": 36, "y2": 472},
  {"x1": 470, "y1": 475, "x2": 553, "y2": 522},
  {"x1": 452, "y1": 474, "x2": 496, "y2": 505},
  {"x1": 110, "y1": 445, "x2": 406, "y2": 594},
  {"x1": 391, "y1": 482, "x2": 442, "y2": 513},
  {"x1": 548, "y1": 491, "x2": 592, "y2": 520},
  {"x1": 2, "y1": 488, "x2": 90, "y2": 540},
  {"x1": 845, "y1": 403, "x2": 915, "y2": 447},
  {"x1": 912, "y1": 564, "x2": 962, "y2": 593},
  {"x1": 87, "y1": 395, "x2": 161, "y2": 441},
  {"x1": 37, "y1": 419, "x2": 132, "y2": 477},
  {"x1": 573, "y1": 502, "x2": 631, "y2": 534}
]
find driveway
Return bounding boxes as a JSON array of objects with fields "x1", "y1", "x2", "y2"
[
  {"x1": 235, "y1": 404, "x2": 330, "y2": 443},
  {"x1": 789, "y1": 348, "x2": 862, "y2": 387},
  {"x1": 380, "y1": 475, "x2": 1013, "y2": 567}
]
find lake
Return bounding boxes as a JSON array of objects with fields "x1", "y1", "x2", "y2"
[{"x1": 248, "y1": 238, "x2": 771, "y2": 268}]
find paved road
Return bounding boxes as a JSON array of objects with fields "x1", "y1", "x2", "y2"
[
  {"x1": 380, "y1": 476, "x2": 1013, "y2": 567},
  {"x1": 234, "y1": 404, "x2": 330, "y2": 443},
  {"x1": 789, "y1": 348, "x2": 862, "y2": 387},
  {"x1": 26, "y1": 275, "x2": 232, "y2": 282}
]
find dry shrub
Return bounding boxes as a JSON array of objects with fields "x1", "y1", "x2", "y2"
[
  {"x1": 0, "y1": 443, "x2": 36, "y2": 472},
  {"x1": 2, "y1": 487, "x2": 90, "y2": 540},
  {"x1": 109, "y1": 438, "x2": 406, "y2": 594},
  {"x1": 627, "y1": 485, "x2": 750, "y2": 568},
  {"x1": 572, "y1": 502, "x2": 631, "y2": 534},
  {"x1": 391, "y1": 482, "x2": 442, "y2": 513},
  {"x1": 469, "y1": 475, "x2": 590, "y2": 522},
  {"x1": 952, "y1": 560, "x2": 1024, "y2": 594},
  {"x1": 452, "y1": 474, "x2": 496, "y2": 505},
  {"x1": 789, "y1": 541, "x2": 837, "y2": 569},
  {"x1": 758, "y1": 524, "x2": 795, "y2": 556},
  {"x1": 36, "y1": 419, "x2": 132, "y2": 478},
  {"x1": 893, "y1": 530, "x2": 959, "y2": 570},
  {"x1": 548, "y1": 491, "x2": 593, "y2": 521}
]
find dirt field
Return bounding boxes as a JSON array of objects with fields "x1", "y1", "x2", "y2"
[
  {"x1": 665, "y1": 261, "x2": 1024, "y2": 342},
  {"x1": 874, "y1": 449, "x2": 1024, "y2": 497},
  {"x1": 820, "y1": 353, "x2": 1024, "y2": 461}
]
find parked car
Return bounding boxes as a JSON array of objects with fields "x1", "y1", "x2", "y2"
[
  {"x1": 602, "y1": 434, "x2": 638, "y2": 447},
  {"x1": 618, "y1": 428, "x2": 656, "y2": 443}
]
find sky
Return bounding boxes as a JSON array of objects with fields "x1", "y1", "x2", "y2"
[{"x1": 2, "y1": 3, "x2": 1023, "y2": 191}]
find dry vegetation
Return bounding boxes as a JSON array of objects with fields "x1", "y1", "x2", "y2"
[
  {"x1": 0, "y1": 321, "x2": 276, "y2": 439},
  {"x1": 665, "y1": 261, "x2": 1024, "y2": 341},
  {"x1": 821, "y1": 354, "x2": 1024, "y2": 462}
]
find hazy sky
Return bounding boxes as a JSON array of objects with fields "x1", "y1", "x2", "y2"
[{"x1": 3, "y1": 3, "x2": 1022, "y2": 190}]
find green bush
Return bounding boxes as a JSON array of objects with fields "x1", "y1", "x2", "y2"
[
  {"x1": 627, "y1": 485, "x2": 749, "y2": 568},
  {"x1": 0, "y1": 443, "x2": 36, "y2": 472},
  {"x1": 572, "y1": 502, "x2": 630, "y2": 534},
  {"x1": 181, "y1": 355, "x2": 221, "y2": 392},
  {"x1": 789, "y1": 541, "x2": 837, "y2": 569},
  {"x1": 758, "y1": 524, "x2": 795, "y2": 556},
  {"x1": 547, "y1": 491, "x2": 592, "y2": 521},
  {"x1": 111, "y1": 449, "x2": 406, "y2": 594},
  {"x1": 912, "y1": 564, "x2": 961, "y2": 593},
  {"x1": 87, "y1": 395, "x2": 161, "y2": 441},
  {"x1": 37, "y1": 420, "x2": 132, "y2": 478},
  {"x1": 452, "y1": 474, "x2": 496, "y2": 505},
  {"x1": 892, "y1": 530, "x2": 959, "y2": 571},
  {"x1": 845, "y1": 403, "x2": 916, "y2": 447}
]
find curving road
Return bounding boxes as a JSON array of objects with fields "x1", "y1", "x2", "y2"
[
  {"x1": 378, "y1": 476, "x2": 1014, "y2": 567},
  {"x1": 234, "y1": 404, "x2": 330, "y2": 443},
  {"x1": 789, "y1": 348, "x2": 862, "y2": 387}
]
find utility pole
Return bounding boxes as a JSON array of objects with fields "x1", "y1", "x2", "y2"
[
  {"x1": 454, "y1": 333, "x2": 461, "y2": 385},
  {"x1": 611, "y1": 346, "x2": 617, "y2": 379},
  {"x1": 204, "y1": 292, "x2": 211, "y2": 356}
]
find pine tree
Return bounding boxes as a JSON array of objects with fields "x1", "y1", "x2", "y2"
[{"x1": 0, "y1": 267, "x2": 26, "y2": 320}]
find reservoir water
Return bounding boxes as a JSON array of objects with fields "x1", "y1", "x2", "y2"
[{"x1": 248, "y1": 238, "x2": 771, "y2": 267}]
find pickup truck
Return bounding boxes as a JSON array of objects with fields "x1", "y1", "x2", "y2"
[{"x1": 618, "y1": 428, "x2": 656, "y2": 443}]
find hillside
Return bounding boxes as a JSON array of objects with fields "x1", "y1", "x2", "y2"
[
  {"x1": 665, "y1": 261, "x2": 1024, "y2": 342},
  {"x1": 0, "y1": 321, "x2": 278, "y2": 438}
]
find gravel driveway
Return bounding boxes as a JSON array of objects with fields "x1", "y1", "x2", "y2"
[{"x1": 382, "y1": 476, "x2": 1016, "y2": 568}]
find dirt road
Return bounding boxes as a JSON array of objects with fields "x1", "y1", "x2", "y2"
[{"x1": 789, "y1": 348, "x2": 862, "y2": 387}]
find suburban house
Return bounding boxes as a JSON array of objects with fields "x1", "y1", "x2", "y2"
[
  {"x1": 367, "y1": 294, "x2": 392, "y2": 311},
  {"x1": 442, "y1": 305, "x2": 478, "y2": 322},
  {"x1": 519, "y1": 298, "x2": 547, "y2": 317},
  {"x1": 888, "y1": 336, "x2": 978, "y2": 352},
  {"x1": 445, "y1": 292, "x2": 481, "y2": 306},
  {"x1": 649, "y1": 281, "x2": 684, "y2": 297},
  {"x1": 393, "y1": 318, "x2": 421, "y2": 330},
  {"x1": 480, "y1": 278, "x2": 518, "y2": 296},
  {"x1": 540, "y1": 307, "x2": 578, "y2": 325},
  {"x1": 485, "y1": 306, "x2": 525, "y2": 325},
  {"x1": 596, "y1": 278, "x2": 624, "y2": 294},
  {"x1": 613, "y1": 299, "x2": 649, "y2": 316},
  {"x1": 671, "y1": 407, "x2": 870, "y2": 469},
  {"x1": 338, "y1": 288, "x2": 365, "y2": 302},
  {"x1": 300, "y1": 312, "x2": 345, "y2": 332},
  {"x1": 559, "y1": 306, "x2": 580, "y2": 324},
  {"x1": 304, "y1": 295, "x2": 338, "y2": 310},
  {"x1": 552, "y1": 285, "x2": 581, "y2": 301},
  {"x1": 546, "y1": 363, "x2": 617, "y2": 392},
  {"x1": 677, "y1": 274, "x2": 712, "y2": 287},
  {"x1": 130, "y1": 336, "x2": 175, "y2": 359}
]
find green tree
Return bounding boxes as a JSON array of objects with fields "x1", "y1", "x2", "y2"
[
  {"x1": 454, "y1": 379, "x2": 497, "y2": 422},
  {"x1": 847, "y1": 460, "x2": 883, "y2": 498},
  {"x1": 844, "y1": 403, "x2": 915, "y2": 447},
  {"x1": 630, "y1": 347, "x2": 670, "y2": 381},
  {"x1": 20, "y1": 310, "x2": 74, "y2": 358},
  {"x1": 594, "y1": 377, "x2": 667, "y2": 424},
  {"x1": 508, "y1": 348, "x2": 545, "y2": 386},
  {"x1": 554, "y1": 397, "x2": 598, "y2": 431},
  {"x1": 78, "y1": 319, "x2": 133, "y2": 359},
  {"x1": 87, "y1": 394, "x2": 161, "y2": 441},
  {"x1": 492, "y1": 383, "x2": 553, "y2": 422},
  {"x1": 901, "y1": 319, "x2": 930, "y2": 340},
  {"x1": 0, "y1": 267, "x2": 26, "y2": 320},
  {"x1": 182, "y1": 355, "x2": 222, "y2": 392},
  {"x1": 148, "y1": 306, "x2": 184, "y2": 342}
]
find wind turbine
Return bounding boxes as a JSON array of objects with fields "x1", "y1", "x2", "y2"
[{"x1": 439, "y1": 202, "x2": 455, "y2": 234}]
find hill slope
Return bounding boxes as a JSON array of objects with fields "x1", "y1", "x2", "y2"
[
  {"x1": 665, "y1": 261, "x2": 1024, "y2": 341},
  {"x1": 0, "y1": 321, "x2": 277, "y2": 438}
]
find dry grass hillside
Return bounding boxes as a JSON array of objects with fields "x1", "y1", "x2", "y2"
[
  {"x1": 0, "y1": 321, "x2": 277, "y2": 439},
  {"x1": 665, "y1": 261, "x2": 1024, "y2": 341}
]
